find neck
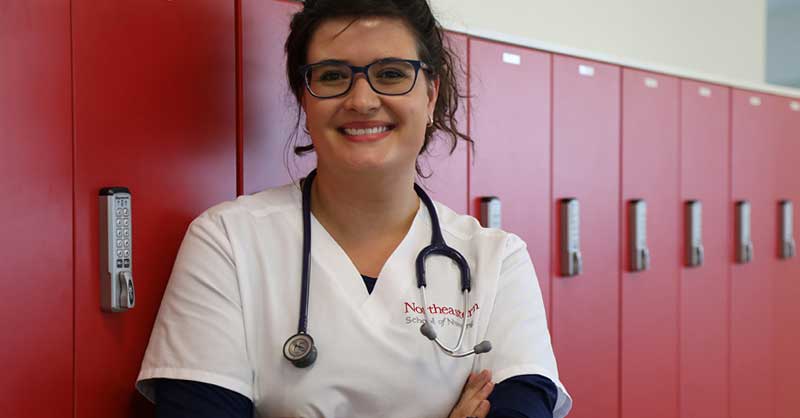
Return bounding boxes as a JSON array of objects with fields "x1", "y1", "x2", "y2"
[{"x1": 309, "y1": 165, "x2": 420, "y2": 243}]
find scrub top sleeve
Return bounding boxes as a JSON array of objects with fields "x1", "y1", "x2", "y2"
[
  {"x1": 136, "y1": 211, "x2": 254, "y2": 404},
  {"x1": 478, "y1": 233, "x2": 572, "y2": 418}
]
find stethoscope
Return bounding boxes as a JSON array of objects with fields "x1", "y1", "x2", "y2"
[{"x1": 283, "y1": 169, "x2": 492, "y2": 368}]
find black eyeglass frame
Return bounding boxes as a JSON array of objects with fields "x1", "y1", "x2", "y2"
[{"x1": 299, "y1": 58, "x2": 433, "y2": 99}]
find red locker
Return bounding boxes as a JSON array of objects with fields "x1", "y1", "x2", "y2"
[
  {"x1": 242, "y1": 0, "x2": 307, "y2": 195},
  {"x1": 679, "y1": 80, "x2": 730, "y2": 418},
  {"x1": 551, "y1": 55, "x2": 620, "y2": 418},
  {"x1": 72, "y1": 1, "x2": 237, "y2": 416},
  {"x1": 730, "y1": 89, "x2": 779, "y2": 418},
  {"x1": 620, "y1": 68, "x2": 680, "y2": 418},
  {"x1": 416, "y1": 32, "x2": 469, "y2": 213},
  {"x1": 468, "y1": 39, "x2": 552, "y2": 312},
  {"x1": 0, "y1": 2, "x2": 73, "y2": 416},
  {"x1": 771, "y1": 96, "x2": 800, "y2": 418}
]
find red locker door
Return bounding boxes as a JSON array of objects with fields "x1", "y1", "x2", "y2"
[
  {"x1": 468, "y1": 39, "x2": 552, "y2": 312},
  {"x1": 772, "y1": 96, "x2": 800, "y2": 418},
  {"x1": 0, "y1": 2, "x2": 73, "y2": 416},
  {"x1": 730, "y1": 89, "x2": 779, "y2": 418},
  {"x1": 551, "y1": 55, "x2": 620, "y2": 418},
  {"x1": 72, "y1": 1, "x2": 237, "y2": 416},
  {"x1": 416, "y1": 32, "x2": 469, "y2": 213},
  {"x1": 242, "y1": 0, "x2": 307, "y2": 195},
  {"x1": 679, "y1": 80, "x2": 731, "y2": 418},
  {"x1": 620, "y1": 68, "x2": 680, "y2": 418}
]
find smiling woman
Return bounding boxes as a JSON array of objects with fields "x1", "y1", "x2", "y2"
[{"x1": 135, "y1": 1, "x2": 571, "y2": 417}]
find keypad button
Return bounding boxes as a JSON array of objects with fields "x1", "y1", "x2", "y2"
[
  {"x1": 116, "y1": 240, "x2": 123, "y2": 248},
  {"x1": 116, "y1": 229, "x2": 122, "y2": 237},
  {"x1": 123, "y1": 229, "x2": 129, "y2": 237},
  {"x1": 116, "y1": 219, "x2": 122, "y2": 227},
  {"x1": 123, "y1": 219, "x2": 129, "y2": 227},
  {"x1": 124, "y1": 250, "x2": 130, "y2": 257},
  {"x1": 124, "y1": 239, "x2": 130, "y2": 248},
  {"x1": 116, "y1": 259, "x2": 123, "y2": 268},
  {"x1": 123, "y1": 208, "x2": 129, "y2": 216},
  {"x1": 116, "y1": 250, "x2": 123, "y2": 258},
  {"x1": 116, "y1": 208, "x2": 123, "y2": 216},
  {"x1": 124, "y1": 259, "x2": 130, "y2": 268}
]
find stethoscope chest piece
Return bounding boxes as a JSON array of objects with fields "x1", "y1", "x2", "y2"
[{"x1": 283, "y1": 333, "x2": 317, "y2": 368}]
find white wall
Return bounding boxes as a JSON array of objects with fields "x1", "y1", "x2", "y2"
[{"x1": 430, "y1": 0, "x2": 766, "y2": 85}]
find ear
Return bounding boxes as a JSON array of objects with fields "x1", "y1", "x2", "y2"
[{"x1": 427, "y1": 76, "x2": 440, "y2": 116}]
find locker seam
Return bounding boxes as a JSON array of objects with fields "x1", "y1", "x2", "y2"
[
  {"x1": 676, "y1": 80, "x2": 683, "y2": 418},
  {"x1": 617, "y1": 69, "x2": 624, "y2": 418},
  {"x1": 726, "y1": 89, "x2": 733, "y2": 418},
  {"x1": 466, "y1": 38, "x2": 471, "y2": 216},
  {"x1": 548, "y1": 53, "x2": 554, "y2": 335},
  {"x1": 69, "y1": 0, "x2": 77, "y2": 416},
  {"x1": 235, "y1": 0, "x2": 244, "y2": 196}
]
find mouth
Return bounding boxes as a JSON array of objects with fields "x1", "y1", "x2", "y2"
[{"x1": 337, "y1": 124, "x2": 396, "y2": 142}]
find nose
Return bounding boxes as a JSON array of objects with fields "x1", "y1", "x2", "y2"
[{"x1": 343, "y1": 74, "x2": 380, "y2": 114}]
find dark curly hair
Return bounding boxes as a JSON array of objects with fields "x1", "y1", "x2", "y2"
[{"x1": 284, "y1": 0, "x2": 473, "y2": 179}]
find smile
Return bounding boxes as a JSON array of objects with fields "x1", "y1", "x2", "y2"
[
  {"x1": 337, "y1": 124, "x2": 396, "y2": 142},
  {"x1": 341, "y1": 126, "x2": 391, "y2": 136}
]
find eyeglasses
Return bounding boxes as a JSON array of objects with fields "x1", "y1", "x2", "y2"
[{"x1": 299, "y1": 58, "x2": 431, "y2": 99}]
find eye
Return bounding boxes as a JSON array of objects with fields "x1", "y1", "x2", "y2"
[
  {"x1": 318, "y1": 70, "x2": 349, "y2": 82},
  {"x1": 377, "y1": 69, "x2": 408, "y2": 79}
]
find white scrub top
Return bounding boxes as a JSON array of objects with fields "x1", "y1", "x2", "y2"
[{"x1": 136, "y1": 182, "x2": 572, "y2": 418}]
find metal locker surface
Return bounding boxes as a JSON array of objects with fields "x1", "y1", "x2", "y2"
[
  {"x1": 620, "y1": 68, "x2": 681, "y2": 418},
  {"x1": 771, "y1": 95, "x2": 800, "y2": 418},
  {"x1": 468, "y1": 38, "x2": 553, "y2": 314},
  {"x1": 0, "y1": 1, "x2": 73, "y2": 417},
  {"x1": 415, "y1": 32, "x2": 469, "y2": 215},
  {"x1": 551, "y1": 55, "x2": 621, "y2": 418},
  {"x1": 730, "y1": 88, "x2": 780, "y2": 418},
  {"x1": 242, "y1": 0, "x2": 308, "y2": 195},
  {"x1": 71, "y1": 1, "x2": 237, "y2": 416},
  {"x1": 679, "y1": 79, "x2": 731, "y2": 418}
]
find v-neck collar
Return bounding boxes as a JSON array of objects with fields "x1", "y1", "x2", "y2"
[{"x1": 307, "y1": 198, "x2": 428, "y2": 310}]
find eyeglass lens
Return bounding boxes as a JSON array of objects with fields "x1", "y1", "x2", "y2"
[{"x1": 306, "y1": 60, "x2": 417, "y2": 98}]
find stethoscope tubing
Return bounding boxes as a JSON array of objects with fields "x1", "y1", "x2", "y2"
[{"x1": 288, "y1": 169, "x2": 490, "y2": 367}]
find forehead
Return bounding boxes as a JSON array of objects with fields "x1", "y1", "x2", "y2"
[{"x1": 307, "y1": 16, "x2": 420, "y2": 64}]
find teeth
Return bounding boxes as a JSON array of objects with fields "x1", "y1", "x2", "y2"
[{"x1": 342, "y1": 126, "x2": 390, "y2": 136}]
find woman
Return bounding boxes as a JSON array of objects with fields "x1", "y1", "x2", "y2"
[{"x1": 135, "y1": 1, "x2": 572, "y2": 417}]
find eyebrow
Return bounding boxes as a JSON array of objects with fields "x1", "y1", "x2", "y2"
[{"x1": 309, "y1": 57, "x2": 411, "y2": 66}]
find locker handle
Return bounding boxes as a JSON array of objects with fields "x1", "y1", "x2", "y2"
[
  {"x1": 573, "y1": 251, "x2": 583, "y2": 275},
  {"x1": 693, "y1": 245, "x2": 704, "y2": 267},
  {"x1": 640, "y1": 247, "x2": 651, "y2": 271},
  {"x1": 785, "y1": 239, "x2": 796, "y2": 259},
  {"x1": 744, "y1": 242, "x2": 754, "y2": 263}
]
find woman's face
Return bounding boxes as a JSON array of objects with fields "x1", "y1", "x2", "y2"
[{"x1": 302, "y1": 16, "x2": 439, "y2": 176}]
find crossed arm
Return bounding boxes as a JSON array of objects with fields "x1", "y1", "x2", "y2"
[{"x1": 153, "y1": 369, "x2": 556, "y2": 418}]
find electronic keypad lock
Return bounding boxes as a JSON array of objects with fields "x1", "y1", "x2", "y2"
[
  {"x1": 780, "y1": 200, "x2": 796, "y2": 259},
  {"x1": 685, "y1": 200, "x2": 704, "y2": 267},
  {"x1": 480, "y1": 197, "x2": 501, "y2": 228},
  {"x1": 736, "y1": 201, "x2": 753, "y2": 264},
  {"x1": 629, "y1": 199, "x2": 650, "y2": 272},
  {"x1": 560, "y1": 198, "x2": 583, "y2": 277},
  {"x1": 99, "y1": 187, "x2": 136, "y2": 312}
]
